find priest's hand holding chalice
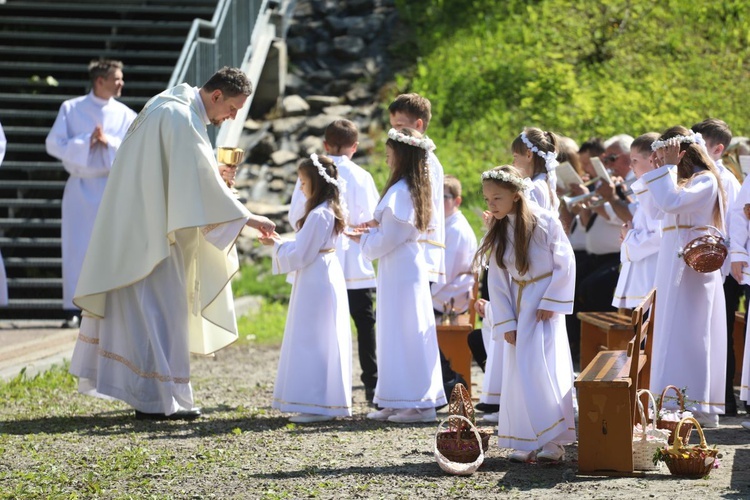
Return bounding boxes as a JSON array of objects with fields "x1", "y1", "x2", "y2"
[{"x1": 217, "y1": 146, "x2": 243, "y2": 197}]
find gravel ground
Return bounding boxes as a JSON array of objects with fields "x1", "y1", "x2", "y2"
[{"x1": 2, "y1": 343, "x2": 750, "y2": 498}]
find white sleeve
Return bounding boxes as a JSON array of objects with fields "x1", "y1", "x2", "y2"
[
  {"x1": 273, "y1": 209, "x2": 332, "y2": 274},
  {"x1": 729, "y1": 176, "x2": 750, "y2": 264},
  {"x1": 287, "y1": 178, "x2": 306, "y2": 231},
  {"x1": 0, "y1": 120, "x2": 6, "y2": 165},
  {"x1": 539, "y1": 217, "x2": 576, "y2": 314},
  {"x1": 642, "y1": 165, "x2": 718, "y2": 216},
  {"x1": 487, "y1": 261, "x2": 517, "y2": 339},
  {"x1": 360, "y1": 207, "x2": 415, "y2": 261},
  {"x1": 45, "y1": 104, "x2": 94, "y2": 176}
]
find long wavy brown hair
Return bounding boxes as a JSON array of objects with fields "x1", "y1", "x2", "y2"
[
  {"x1": 296, "y1": 155, "x2": 346, "y2": 234},
  {"x1": 473, "y1": 165, "x2": 537, "y2": 275},
  {"x1": 659, "y1": 125, "x2": 726, "y2": 229},
  {"x1": 382, "y1": 128, "x2": 432, "y2": 232}
]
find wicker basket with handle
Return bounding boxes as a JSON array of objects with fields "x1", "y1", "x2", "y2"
[
  {"x1": 658, "y1": 416, "x2": 719, "y2": 478},
  {"x1": 434, "y1": 383, "x2": 491, "y2": 470},
  {"x1": 632, "y1": 389, "x2": 670, "y2": 471},
  {"x1": 656, "y1": 385, "x2": 693, "y2": 445}
]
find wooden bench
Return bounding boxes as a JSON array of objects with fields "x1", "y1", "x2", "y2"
[
  {"x1": 578, "y1": 311, "x2": 634, "y2": 370},
  {"x1": 575, "y1": 289, "x2": 655, "y2": 476},
  {"x1": 436, "y1": 275, "x2": 479, "y2": 396},
  {"x1": 734, "y1": 311, "x2": 746, "y2": 385}
]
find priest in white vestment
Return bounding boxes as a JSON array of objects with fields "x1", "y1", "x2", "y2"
[
  {"x1": 69, "y1": 67, "x2": 275, "y2": 420},
  {"x1": 45, "y1": 59, "x2": 137, "y2": 325},
  {"x1": 0, "y1": 119, "x2": 7, "y2": 305}
]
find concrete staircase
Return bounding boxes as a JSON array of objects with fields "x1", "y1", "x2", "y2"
[{"x1": 0, "y1": 0, "x2": 219, "y2": 319}]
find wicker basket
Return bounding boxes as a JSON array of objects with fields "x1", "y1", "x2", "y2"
[
  {"x1": 434, "y1": 415, "x2": 486, "y2": 475},
  {"x1": 659, "y1": 416, "x2": 719, "y2": 478},
  {"x1": 633, "y1": 389, "x2": 670, "y2": 471},
  {"x1": 682, "y1": 227, "x2": 727, "y2": 273},
  {"x1": 434, "y1": 383, "x2": 492, "y2": 473},
  {"x1": 656, "y1": 385, "x2": 693, "y2": 445}
]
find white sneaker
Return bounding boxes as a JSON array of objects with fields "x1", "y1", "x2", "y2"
[
  {"x1": 387, "y1": 407, "x2": 437, "y2": 423},
  {"x1": 741, "y1": 421, "x2": 750, "y2": 430},
  {"x1": 537, "y1": 441, "x2": 565, "y2": 462},
  {"x1": 482, "y1": 412, "x2": 499, "y2": 423},
  {"x1": 693, "y1": 410, "x2": 720, "y2": 429},
  {"x1": 366, "y1": 408, "x2": 397, "y2": 421},
  {"x1": 508, "y1": 449, "x2": 536, "y2": 463},
  {"x1": 289, "y1": 413, "x2": 333, "y2": 423}
]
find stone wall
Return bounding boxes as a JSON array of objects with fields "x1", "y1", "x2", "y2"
[{"x1": 234, "y1": 0, "x2": 400, "y2": 259}]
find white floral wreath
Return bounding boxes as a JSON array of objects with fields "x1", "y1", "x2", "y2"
[
  {"x1": 310, "y1": 153, "x2": 339, "y2": 187},
  {"x1": 387, "y1": 128, "x2": 436, "y2": 152},
  {"x1": 481, "y1": 169, "x2": 527, "y2": 190},
  {"x1": 651, "y1": 132, "x2": 706, "y2": 152},
  {"x1": 520, "y1": 131, "x2": 559, "y2": 172}
]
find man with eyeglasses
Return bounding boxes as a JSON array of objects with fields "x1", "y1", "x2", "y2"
[{"x1": 596, "y1": 135, "x2": 636, "y2": 224}]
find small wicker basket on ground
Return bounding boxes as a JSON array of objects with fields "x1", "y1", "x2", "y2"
[
  {"x1": 434, "y1": 383, "x2": 491, "y2": 470},
  {"x1": 656, "y1": 385, "x2": 693, "y2": 445},
  {"x1": 657, "y1": 416, "x2": 719, "y2": 478},
  {"x1": 632, "y1": 389, "x2": 670, "y2": 471}
]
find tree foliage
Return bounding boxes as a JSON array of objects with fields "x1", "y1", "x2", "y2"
[{"x1": 393, "y1": 0, "x2": 750, "y2": 204}]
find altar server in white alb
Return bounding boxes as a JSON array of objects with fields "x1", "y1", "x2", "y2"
[
  {"x1": 511, "y1": 127, "x2": 560, "y2": 212},
  {"x1": 350, "y1": 127, "x2": 447, "y2": 423},
  {"x1": 0, "y1": 119, "x2": 7, "y2": 306},
  {"x1": 288, "y1": 119, "x2": 380, "y2": 402},
  {"x1": 431, "y1": 175, "x2": 477, "y2": 318},
  {"x1": 732, "y1": 154, "x2": 750, "y2": 427},
  {"x1": 262, "y1": 155, "x2": 352, "y2": 423},
  {"x1": 45, "y1": 59, "x2": 137, "y2": 327},
  {"x1": 388, "y1": 94, "x2": 446, "y2": 284},
  {"x1": 611, "y1": 133, "x2": 662, "y2": 309},
  {"x1": 644, "y1": 127, "x2": 727, "y2": 428},
  {"x1": 476, "y1": 165, "x2": 576, "y2": 463},
  {"x1": 70, "y1": 67, "x2": 275, "y2": 421}
]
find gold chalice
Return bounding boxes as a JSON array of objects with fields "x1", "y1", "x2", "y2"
[{"x1": 217, "y1": 146, "x2": 244, "y2": 195}]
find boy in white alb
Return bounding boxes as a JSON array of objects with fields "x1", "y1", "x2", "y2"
[
  {"x1": 288, "y1": 119, "x2": 380, "y2": 402},
  {"x1": 432, "y1": 175, "x2": 477, "y2": 318}
]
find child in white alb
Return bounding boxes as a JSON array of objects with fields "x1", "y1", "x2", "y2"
[
  {"x1": 261, "y1": 154, "x2": 352, "y2": 423},
  {"x1": 348, "y1": 127, "x2": 447, "y2": 423},
  {"x1": 611, "y1": 133, "x2": 661, "y2": 309},
  {"x1": 476, "y1": 165, "x2": 576, "y2": 463}
]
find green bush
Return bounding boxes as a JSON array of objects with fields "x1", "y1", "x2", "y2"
[{"x1": 393, "y1": 0, "x2": 750, "y2": 207}]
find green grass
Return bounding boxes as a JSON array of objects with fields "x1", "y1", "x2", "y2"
[
  {"x1": 231, "y1": 256, "x2": 291, "y2": 301},
  {"x1": 237, "y1": 299, "x2": 288, "y2": 345}
]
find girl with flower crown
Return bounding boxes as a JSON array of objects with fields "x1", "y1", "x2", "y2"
[
  {"x1": 260, "y1": 155, "x2": 352, "y2": 423},
  {"x1": 474, "y1": 165, "x2": 576, "y2": 463},
  {"x1": 511, "y1": 127, "x2": 560, "y2": 212},
  {"x1": 348, "y1": 127, "x2": 447, "y2": 423},
  {"x1": 644, "y1": 126, "x2": 727, "y2": 428}
]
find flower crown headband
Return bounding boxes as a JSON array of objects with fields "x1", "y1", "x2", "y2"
[
  {"x1": 387, "y1": 128, "x2": 436, "y2": 152},
  {"x1": 310, "y1": 153, "x2": 339, "y2": 187},
  {"x1": 650, "y1": 131, "x2": 706, "y2": 152},
  {"x1": 481, "y1": 169, "x2": 527, "y2": 191},
  {"x1": 520, "y1": 131, "x2": 559, "y2": 172}
]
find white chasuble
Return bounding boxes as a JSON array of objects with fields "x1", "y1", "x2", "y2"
[
  {"x1": 361, "y1": 179, "x2": 446, "y2": 409},
  {"x1": 271, "y1": 203, "x2": 352, "y2": 417},
  {"x1": 70, "y1": 84, "x2": 250, "y2": 414},
  {"x1": 642, "y1": 165, "x2": 726, "y2": 415},
  {"x1": 45, "y1": 92, "x2": 136, "y2": 309},
  {"x1": 489, "y1": 208, "x2": 576, "y2": 451}
]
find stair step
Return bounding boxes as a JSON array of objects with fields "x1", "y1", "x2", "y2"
[
  {"x1": 0, "y1": 181, "x2": 66, "y2": 190},
  {"x1": 0, "y1": 199, "x2": 62, "y2": 209},
  {"x1": 0, "y1": 237, "x2": 62, "y2": 247},
  {"x1": 7, "y1": 278, "x2": 63, "y2": 288},
  {"x1": 0, "y1": 161, "x2": 63, "y2": 171},
  {"x1": 0, "y1": 16, "x2": 193, "y2": 31},
  {"x1": 4, "y1": 257, "x2": 62, "y2": 268},
  {"x1": 0, "y1": 2, "x2": 215, "y2": 18},
  {"x1": 5, "y1": 299, "x2": 64, "y2": 309},
  {"x1": 0, "y1": 30, "x2": 187, "y2": 47},
  {"x1": 6, "y1": 144, "x2": 48, "y2": 153},
  {"x1": 0, "y1": 109, "x2": 61, "y2": 120},
  {"x1": 0, "y1": 45, "x2": 181, "y2": 62},
  {"x1": 0, "y1": 218, "x2": 62, "y2": 229},
  {"x1": 2, "y1": 127, "x2": 54, "y2": 136},
  {"x1": 0, "y1": 92, "x2": 148, "y2": 109},
  {"x1": 0, "y1": 61, "x2": 174, "y2": 76},
  {"x1": 0, "y1": 78, "x2": 165, "y2": 95}
]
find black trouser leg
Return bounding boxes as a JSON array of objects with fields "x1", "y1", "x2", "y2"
[
  {"x1": 347, "y1": 288, "x2": 377, "y2": 391},
  {"x1": 467, "y1": 328, "x2": 487, "y2": 372},
  {"x1": 724, "y1": 276, "x2": 742, "y2": 414}
]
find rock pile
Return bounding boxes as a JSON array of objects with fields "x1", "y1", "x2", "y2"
[{"x1": 234, "y1": 0, "x2": 400, "y2": 259}]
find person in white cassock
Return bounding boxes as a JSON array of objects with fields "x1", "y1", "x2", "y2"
[
  {"x1": 262, "y1": 155, "x2": 352, "y2": 423},
  {"x1": 431, "y1": 175, "x2": 477, "y2": 318},
  {"x1": 644, "y1": 127, "x2": 727, "y2": 429},
  {"x1": 69, "y1": 67, "x2": 275, "y2": 420},
  {"x1": 0, "y1": 120, "x2": 7, "y2": 306},
  {"x1": 288, "y1": 119, "x2": 380, "y2": 402},
  {"x1": 611, "y1": 133, "x2": 662, "y2": 309},
  {"x1": 45, "y1": 59, "x2": 137, "y2": 327},
  {"x1": 351, "y1": 128, "x2": 447, "y2": 423},
  {"x1": 478, "y1": 165, "x2": 576, "y2": 463}
]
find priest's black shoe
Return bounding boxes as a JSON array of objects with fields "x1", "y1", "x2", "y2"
[{"x1": 135, "y1": 409, "x2": 202, "y2": 421}]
